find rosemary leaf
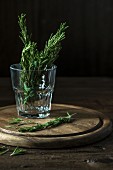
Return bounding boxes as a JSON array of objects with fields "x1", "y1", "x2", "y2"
[
  {"x1": 0, "y1": 146, "x2": 9, "y2": 155},
  {"x1": 9, "y1": 118, "x2": 23, "y2": 124},
  {"x1": 10, "y1": 147, "x2": 26, "y2": 156}
]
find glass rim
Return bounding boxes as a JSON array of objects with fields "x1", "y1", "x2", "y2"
[{"x1": 10, "y1": 63, "x2": 57, "y2": 72}]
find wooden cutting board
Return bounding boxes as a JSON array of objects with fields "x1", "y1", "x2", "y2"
[{"x1": 0, "y1": 104, "x2": 112, "y2": 148}]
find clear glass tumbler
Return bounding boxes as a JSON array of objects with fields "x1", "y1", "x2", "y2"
[{"x1": 10, "y1": 64, "x2": 57, "y2": 118}]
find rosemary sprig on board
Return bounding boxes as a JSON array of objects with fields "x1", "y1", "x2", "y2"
[
  {"x1": 9, "y1": 118, "x2": 23, "y2": 124},
  {"x1": 18, "y1": 13, "x2": 68, "y2": 104},
  {"x1": 18, "y1": 112, "x2": 72, "y2": 132}
]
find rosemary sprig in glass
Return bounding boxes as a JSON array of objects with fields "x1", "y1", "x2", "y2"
[{"x1": 18, "y1": 13, "x2": 68, "y2": 104}]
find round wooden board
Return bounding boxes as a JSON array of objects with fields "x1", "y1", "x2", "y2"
[{"x1": 0, "y1": 104, "x2": 112, "y2": 148}]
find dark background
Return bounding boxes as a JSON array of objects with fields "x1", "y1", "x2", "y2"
[{"x1": 1, "y1": 0, "x2": 113, "y2": 77}]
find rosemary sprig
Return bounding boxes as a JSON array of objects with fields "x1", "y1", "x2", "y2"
[
  {"x1": 0, "y1": 146, "x2": 26, "y2": 156},
  {"x1": 39, "y1": 22, "x2": 68, "y2": 69},
  {"x1": 18, "y1": 13, "x2": 68, "y2": 104},
  {"x1": 6, "y1": 113, "x2": 73, "y2": 132},
  {"x1": 18, "y1": 14, "x2": 68, "y2": 71},
  {"x1": 9, "y1": 118, "x2": 23, "y2": 124},
  {"x1": 7, "y1": 118, "x2": 35, "y2": 127},
  {"x1": 10, "y1": 147, "x2": 26, "y2": 156},
  {"x1": 19, "y1": 112, "x2": 72, "y2": 132},
  {"x1": 0, "y1": 146, "x2": 9, "y2": 155}
]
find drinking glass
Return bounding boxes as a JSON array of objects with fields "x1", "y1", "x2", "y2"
[{"x1": 10, "y1": 64, "x2": 57, "y2": 118}]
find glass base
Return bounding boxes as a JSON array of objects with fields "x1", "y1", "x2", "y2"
[
  {"x1": 15, "y1": 89, "x2": 52, "y2": 119},
  {"x1": 18, "y1": 110, "x2": 50, "y2": 119}
]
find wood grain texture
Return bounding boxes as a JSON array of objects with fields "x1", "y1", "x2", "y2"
[{"x1": 0, "y1": 104, "x2": 112, "y2": 148}]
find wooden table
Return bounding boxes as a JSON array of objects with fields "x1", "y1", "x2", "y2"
[{"x1": 0, "y1": 77, "x2": 113, "y2": 170}]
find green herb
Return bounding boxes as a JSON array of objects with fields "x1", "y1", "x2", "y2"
[
  {"x1": 10, "y1": 147, "x2": 26, "y2": 156},
  {"x1": 17, "y1": 120, "x2": 35, "y2": 126},
  {"x1": 9, "y1": 118, "x2": 23, "y2": 124},
  {"x1": 0, "y1": 146, "x2": 27, "y2": 156},
  {"x1": 0, "y1": 146, "x2": 9, "y2": 155},
  {"x1": 7, "y1": 118, "x2": 35, "y2": 127},
  {"x1": 18, "y1": 13, "x2": 68, "y2": 104},
  {"x1": 19, "y1": 112, "x2": 72, "y2": 132}
]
